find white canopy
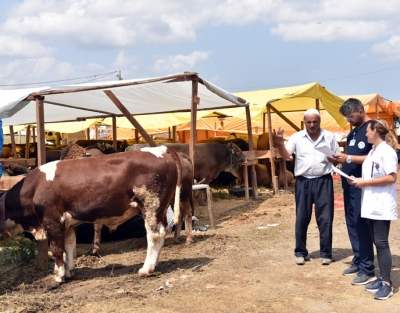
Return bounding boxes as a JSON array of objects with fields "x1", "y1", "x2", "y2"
[{"x1": 0, "y1": 72, "x2": 248, "y2": 127}]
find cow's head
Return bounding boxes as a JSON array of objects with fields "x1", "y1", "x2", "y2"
[{"x1": 227, "y1": 142, "x2": 247, "y2": 171}]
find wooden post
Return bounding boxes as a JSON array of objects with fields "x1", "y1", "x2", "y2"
[
  {"x1": 112, "y1": 116, "x2": 117, "y2": 150},
  {"x1": 85, "y1": 128, "x2": 90, "y2": 140},
  {"x1": 9, "y1": 126, "x2": 16, "y2": 158},
  {"x1": 172, "y1": 126, "x2": 177, "y2": 143},
  {"x1": 263, "y1": 113, "x2": 266, "y2": 133},
  {"x1": 135, "y1": 129, "x2": 139, "y2": 143},
  {"x1": 189, "y1": 76, "x2": 199, "y2": 169},
  {"x1": 25, "y1": 125, "x2": 31, "y2": 160},
  {"x1": 267, "y1": 103, "x2": 278, "y2": 194},
  {"x1": 32, "y1": 127, "x2": 36, "y2": 143},
  {"x1": 245, "y1": 106, "x2": 258, "y2": 200},
  {"x1": 316, "y1": 98, "x2": 320, "y2": 111},
  {"x1": 35, "y1": 96, "x2": 49, "y2": 271},
  {"x1": 104, "y1": 90, "x2": 156, "y2": 147},
  {"x1": 55, "y1": 132, "x2": 61, "y2": 146}
]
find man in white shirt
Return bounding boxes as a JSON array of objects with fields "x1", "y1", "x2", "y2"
[{"x1": 274, "y1": 109, "x2": 340, "y2": 265}]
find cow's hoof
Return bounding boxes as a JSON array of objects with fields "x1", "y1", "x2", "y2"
[
  {"x1": 65, "y1": 269, "x2": 75, "y2": 278},
  {"x1": 54, "y1": 276, "x2": 65, "y2": 283},
  {"x1": 185, "y1": 237, "x2": 194, "y2": 245},
  {"x1": 138, "y1": 268, "x2": 151, "y2": 276}
]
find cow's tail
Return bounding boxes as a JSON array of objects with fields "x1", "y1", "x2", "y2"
[{"x1": 166, "y1": 147, "x2": 182, "y2": 225}]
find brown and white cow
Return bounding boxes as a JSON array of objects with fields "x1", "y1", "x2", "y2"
[
  {"x1": 0, "y1": 146, "x2": 182, "y2": 283},
  {"x1": 89, "y1": 151, "x2": 195, "y2": 254}
]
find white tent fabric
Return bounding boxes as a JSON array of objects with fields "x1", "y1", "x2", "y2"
[{"x1": 0, "y1": 73, "x2": 248, "y2": 128}]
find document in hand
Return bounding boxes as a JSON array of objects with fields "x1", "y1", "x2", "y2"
[
  {"x1": 315, "y1": 145, "x2": 335, "y2": 158},
  {"x1": 331, "y1": 164, "x2": 355, "y2": 181}
]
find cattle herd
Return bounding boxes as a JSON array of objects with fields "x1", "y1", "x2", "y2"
[{"x1": 0, "y1": 139, "x2": 255, "y2": 283}]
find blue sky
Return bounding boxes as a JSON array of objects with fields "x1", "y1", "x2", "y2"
[{"x1": 1, "y1": 0, "x2": 400, "y2": 101}]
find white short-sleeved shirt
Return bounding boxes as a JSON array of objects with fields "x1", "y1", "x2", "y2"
[
  {"x1": 361, "y1": 142, "x2": 398, "y2": 220},
  {"x1": 286, "y1": 129, "x2": 340, "y2": 178}
]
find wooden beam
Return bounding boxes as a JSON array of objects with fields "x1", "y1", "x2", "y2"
[
  {"x1": 112, "y1": 116, "x2": 117, "y2": 150},
  {"x1": 25, "y1": 125, "x2": 31, "y2": 160},
  {"x1": 172, "y1": 126, "x2": 177, "y2": 142},
  {"x1": 267, "y1": 103, "x2": 278, "y2": 194},
  {"x1": 26, "y1": 72, "x2": 199, "y2": 100},
  {"x1": 35, "y1": 97, "x2": 46, "y2": 166},
  {"x1": 34, "y1": 95, "x2": 48, "y2": 271},
  {"x1": 135, "y1": 129, "x2": 139, "y2": 143},
  {"x1": 104, "y1": 90, "x2": 156, "y2": 147},
  {"x1": 44, "y1": 100, "x2": 114, "y2": 115},
  {"x1": 189, "y1": 76, "x2": 199, "y2": 168},
  {"x1": 269, "y1": 104, "x2": 301, "y2": 132},
  {"x1": 245, "y1": 106, "x2": 258, "y2": 200},
  {"x1": 9, "y1": 126, "x2": 16, "y2": 158}
]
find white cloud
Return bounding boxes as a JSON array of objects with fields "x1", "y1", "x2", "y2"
[
  {"x1": 152, "y1": 51, "x2": 213, "y2": 72},
  {"x1": 0, "y1": 35, "x2": 55, "y2": 57},
  {"x1": 1, "y1": 0, "x2": 400, "y2": 49},
  {"x1": 0, "y1": 58, "x2": 108, "y2": 88},
  {"x1": 271, "y1": 21, "x2": 388, "y2": 42},
  {"x1": 370, "y1": 36, "x2": 400, "y2": 61}
]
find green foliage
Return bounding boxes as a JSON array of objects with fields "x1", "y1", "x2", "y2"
[{"x1": 4, "y1": 234, "x2": 37, "y2": 263}]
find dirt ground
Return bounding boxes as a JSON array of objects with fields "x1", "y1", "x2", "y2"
[{"x1": 1, "y1": 174, "x2": 400, "y2": 313}]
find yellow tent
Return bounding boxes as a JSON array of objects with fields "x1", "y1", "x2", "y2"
[{"x1": 229, "y1": 82, "x2": 347, "y2": 130}]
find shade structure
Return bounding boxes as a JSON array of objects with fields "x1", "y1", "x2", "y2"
[
  {"x1": 228, "y1": 82, "x2": 347, "y2": 130},
  {"x1": 0, "y1": 73, "x2": 248, "y2": 127}
]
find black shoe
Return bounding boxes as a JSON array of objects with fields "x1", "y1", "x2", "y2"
[
  {"x1": 342, "y1": 264, "x2": 359, "y2": 276},
  {"x1": 351, "y1": 273, "x2": 376, "y2": 285}
]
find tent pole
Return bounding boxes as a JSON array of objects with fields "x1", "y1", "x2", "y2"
[
  {"x1": 9, "y1": 126, "x2": 16, "y2": 158},
  {"x1": 316, "y1": 98, "x2": 320, "y2": 111},
  {"x1": 189, "y1": 75, "x2": 199, "y2": 171},
  {"x1": 135, "y1": 130, "x2": 139, "y2": 143},
  {"x1": 35, "y1": 95, "x2": 49, "y2": 271},
  {"x1": 112, "y1": 116, "x2": 117, "y2": 150},
  {"x1": 267, "y1": 103, "x2": 278, "y2": 194},
  {"x1": 25, "y1": 125, "x2": 31, "y2": 160},
  {"x1": 104, "y1": 90, "x2": 156, "y2": 147},
  {"x1": 245, "y1": 106, "x2": 258, "y2": 200},
  {"x1": 172, "y1": 126, "x2": 177, "y2": 142},
  {"x1": 263, "y1": 113, "x2": 266, "y2": 133}
]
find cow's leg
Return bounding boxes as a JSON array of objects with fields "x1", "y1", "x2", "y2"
[
  {"x1": 173, "y1": 213, "x2": 183, "y2": 242},
  {"x1": 64, "y1": 228, "x2": 76, "y2": 278},
  {"x1": 43, "y1": 216, "x2": 66, "y2": 283},
  {"x1": 139, "y1": 220, "x2": 167, "y2": 276},
  {"x1": 88, "y1": 224, "x2": 103, "y2": 254}
]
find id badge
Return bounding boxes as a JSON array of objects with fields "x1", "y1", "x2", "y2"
[{"x1": 349, "y1": 139, "x2": 356, "y2": 146}]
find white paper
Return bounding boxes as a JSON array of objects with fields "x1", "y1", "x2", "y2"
[
  {"x1": 331, "y1": 165, "x2": 355, "y2": 181},
  {"x1": 315, "y1": 145, "x2": 336, "y2": 158}
]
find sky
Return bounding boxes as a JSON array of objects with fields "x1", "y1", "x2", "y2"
[{"x1": 1, "y1": 0, "x2": 400, "y2": 101}]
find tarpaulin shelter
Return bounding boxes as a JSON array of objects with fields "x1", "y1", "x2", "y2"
[{"x1": 0, "y1": 72, "x2": 259, "y2": 270}]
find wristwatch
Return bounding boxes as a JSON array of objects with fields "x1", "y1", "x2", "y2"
[{"x1": 346, "y1": 155, "x2": 352, "y2": 163}]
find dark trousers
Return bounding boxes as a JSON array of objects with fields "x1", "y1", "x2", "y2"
[
  {"x1": 368, "y1": 220, "x2": 392, "y2": 282},
  {"x1": 294, "y1": 174, "x2": 334, "y2": 258},
  {"x1": 343, "y1": 188, "x2": 375, "y2": 275}
]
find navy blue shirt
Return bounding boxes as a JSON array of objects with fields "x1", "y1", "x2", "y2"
[{"x1": 341, "y1": 121, "x2": 373, "y2": 189}]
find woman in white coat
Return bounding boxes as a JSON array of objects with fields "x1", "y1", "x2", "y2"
[{"x1": 348, "y1": 119, "x2": 398, "y2": 300}]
